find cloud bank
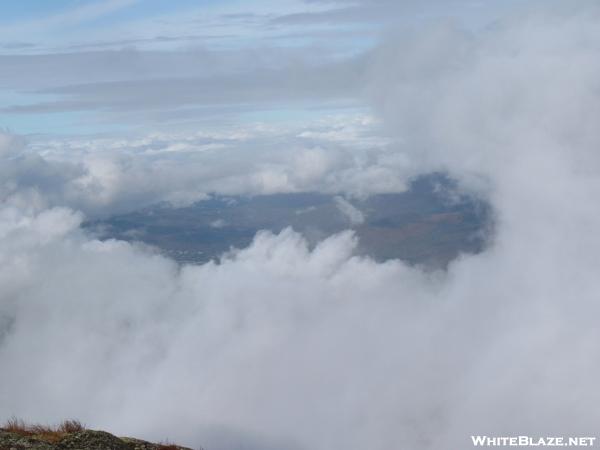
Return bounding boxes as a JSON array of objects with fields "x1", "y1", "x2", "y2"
[
  {"x1": 3, "y1": 2, "x2": 600, "y2": 450},
  {"x1": 4, "y1": 115, "x2": 402, "y2": 217}
]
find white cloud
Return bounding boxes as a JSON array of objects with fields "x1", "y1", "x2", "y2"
[
  {"x1": 334, "y1": 195, "x2": 365, "y2": 225},
  {"x1": 2, "y1": 2, "x2": 600, "y2": 450},
  {"x1": 7, "y1": 115, "x2": 400, "y2": 217},
  {"x1": 210, "y1": 219, "x2": 227, "y2": 228}
]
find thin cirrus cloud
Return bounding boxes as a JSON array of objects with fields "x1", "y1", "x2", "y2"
[
  {"x1": 1, "y1": 0, "x2": 363, "y2": 132},
  {"x1": 2, "y1": 3, "x2": 600, "y2": 450},
  {"x1": 270, "y1": 0, "x2": 527, "y2": 26},
  {"x1": 2, "y1": 59, "x2": 366, "y2": 113},
  {"x1": 0, "y1": 0, "x2": 525, "y2": 133},
  {"x1": 0, "y1": 46, "x2": 367, "y2": 132},
  {"x1": 0, "y1": 0, "x2": 140, "y2": 36}
]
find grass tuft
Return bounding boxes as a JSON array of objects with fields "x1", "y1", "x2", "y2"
[
  {"x1": 1, "y1": 418, "x2": 85, "y2": 442},
  {"x1": 157, "y1": 440, "x2": 181, "y2": 450}
]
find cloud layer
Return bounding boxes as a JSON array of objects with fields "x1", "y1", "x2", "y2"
[
  {"x1": 3, "y1": 2, "x2": 600, "y2": 450},
  {"x1": 3, "y1": 115, "x2": 404, "y2": 217},
  {"x1": 0, "y1": 0, "x2": 523, "y2": 132}
]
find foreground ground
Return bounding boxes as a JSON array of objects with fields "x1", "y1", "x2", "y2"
[{"x1": 0, "y1": 420, "x2": 197, "y2": 450}]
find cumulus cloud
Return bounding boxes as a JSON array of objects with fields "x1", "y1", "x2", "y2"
[
  {"x1": 5, "y1": 115, "x2": 404, "y2": 217},
  {"x1": 2, "y1": 2, "x2": 600, "y2": 450}
]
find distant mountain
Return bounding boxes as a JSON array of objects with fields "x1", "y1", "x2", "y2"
[{"x1": 84, "y1": 174, "x2": 491, "y2": 268}]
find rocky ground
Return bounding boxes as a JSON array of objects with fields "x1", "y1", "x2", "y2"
[{"x1": 0, "y1": 424, "x2": 197, "y2": 450}]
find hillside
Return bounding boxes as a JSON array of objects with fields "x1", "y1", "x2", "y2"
[{"x1": 0, "y1": 420, "x2": 198, "y2": 450}]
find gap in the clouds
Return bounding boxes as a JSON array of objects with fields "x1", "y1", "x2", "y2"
[{"x1": 83, "y1": 173, "x2": 492, "y2": 269}]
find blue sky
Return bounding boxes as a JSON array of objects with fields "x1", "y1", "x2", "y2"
[
  {"x1": 0, "y1": 0, "x2": 222, "y2": 27},
  {"x1": 0, "y1": 0, "x2": 527, "y2": 136}
]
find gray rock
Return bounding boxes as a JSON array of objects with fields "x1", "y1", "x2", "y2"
[
  {"x1": 57, "y1": 431, "x2": 130, "y2": 450},
  {"x1": 0, "y1": 430, "x2": 195, "y2": 450},
  {"x1": 0, "y1": 431, "x2": 56, "y2": 450}
]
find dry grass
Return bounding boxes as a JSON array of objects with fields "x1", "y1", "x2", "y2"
[
  {"x1": 157, "y1": 440, "x2": 181, "y2": 450},
  {"x1": 1, "y1": 418, "x2": 85, "y2": 443}
]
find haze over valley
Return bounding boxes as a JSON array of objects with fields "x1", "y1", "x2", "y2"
[{"x1": 86, "y1": 174, "x2": 489, "y2": 267}]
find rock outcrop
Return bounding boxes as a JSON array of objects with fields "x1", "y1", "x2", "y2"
[{"x1": 0, "y1": 429, "x2": 195, "y2": 450}]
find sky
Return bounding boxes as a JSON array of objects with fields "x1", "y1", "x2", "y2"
[
  {"x1": 4, "y1": 2, "x2": 600, "y2": 450},
  {"x1": 0, "y1": 0, "x2": 526, "y2": 136}
]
